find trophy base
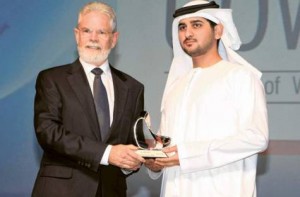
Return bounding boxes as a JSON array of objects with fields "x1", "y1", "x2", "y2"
[{"x1": 136, "y1": 149, "x2": 168, "y2": 158}]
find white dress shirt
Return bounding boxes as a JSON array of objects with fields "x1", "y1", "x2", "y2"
[{"x1": 80, "y1": 58, "x2": 114, "y2": 165}]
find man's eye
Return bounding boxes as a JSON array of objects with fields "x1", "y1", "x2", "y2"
[
  {"x1": 98, "y1": 31, "x2": 106, "y2": 35},
  {"x1": 193, "y1": 23, "x2": 201, "y2": 28},
  {"x1": 82, "y1": 29, "x2": 91, "y2": 33},
  {"x1": 178, "y1": 25, "x2": 186, "y2": 31}
]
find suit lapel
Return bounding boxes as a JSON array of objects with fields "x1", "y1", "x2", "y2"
[
  {"x1": 110, "y1": 67, "x2": 128, "y2": 134},
  {"x1": 67, "y1": 60, "x2": 101, "y2": 140}
]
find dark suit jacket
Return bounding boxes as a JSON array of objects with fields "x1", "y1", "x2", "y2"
[{"x1": 32, "y1": 59, "x2": 144, "y2": 197}]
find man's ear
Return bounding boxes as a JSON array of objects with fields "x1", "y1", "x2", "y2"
[
  {"x1": 111, "y1": 31, "x2": 119, "y2": 49},
  {"x1": 214, "y1": 23, "x2": 223, "y2": 40},
  {"x1": 74, "y1": 28, "x2": 79, "y2": 45}
]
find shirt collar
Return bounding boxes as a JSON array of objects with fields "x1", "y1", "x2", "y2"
[{"x1": 80, "y1": 58, "x2": 111, "y2": 75}]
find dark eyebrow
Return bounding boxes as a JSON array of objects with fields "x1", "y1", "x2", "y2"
[
  {"x1": 179, "y1": 18, "x2": 205, "y2": 26},
  {"x1": 178, "y1": 18, "x2": 206, "y2": 28},
  {"x1": 190, "y1": 19, "x2": 204, "y2": 23},
  {"x1": 178, "y1": 22, "x2": 186, "y2": 26}
]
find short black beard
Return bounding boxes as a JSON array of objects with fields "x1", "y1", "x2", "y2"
[
  {"x1": 182, "y1": 34, "x2": 215, "y2": 57},
  {"x1": 183, "y1": 42, "x2": 212, "y2": 57},
  {"x1": 184, "y1": 46, "x2": 207, "y2": 57}
]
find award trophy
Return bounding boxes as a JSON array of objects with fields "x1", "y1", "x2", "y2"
[{"x1": 133, "y1": 111, "x2": 171, "y2": 158}]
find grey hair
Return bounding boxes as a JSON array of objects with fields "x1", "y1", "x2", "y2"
[{"x1": 78, "y1": 2, "x2": 117, "y2": 32}]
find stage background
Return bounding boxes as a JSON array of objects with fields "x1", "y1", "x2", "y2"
[{"x1": 0, "y1": 0, "x2": 299, "y2": 196}]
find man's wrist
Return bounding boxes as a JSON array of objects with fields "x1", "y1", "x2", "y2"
[{"x1": 100, "y1": 145, "x2": 112, "y2": 165}]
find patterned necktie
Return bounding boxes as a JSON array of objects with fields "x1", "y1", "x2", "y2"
[{"x1": 91, "y1": 68, "x2": 110, "y2": 141}]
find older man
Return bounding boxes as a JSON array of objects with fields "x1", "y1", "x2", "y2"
[{"x1": 32, "y1": 2, "x2": 145, "y2": 196}]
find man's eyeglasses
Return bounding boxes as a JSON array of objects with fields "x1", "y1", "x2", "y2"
[{"x1": 76, "y1": 27, "x2": 113, "y2": 39}]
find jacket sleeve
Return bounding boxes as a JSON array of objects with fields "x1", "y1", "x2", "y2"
[{"x1": 34, "y1": 70, "x2": 106, "y2": 172}]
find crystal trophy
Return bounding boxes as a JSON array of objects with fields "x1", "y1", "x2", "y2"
[{"x1": 133, "y1": 111, "x2": 171, "y2": 158}]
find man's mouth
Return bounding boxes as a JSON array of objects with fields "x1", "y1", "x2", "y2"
[
  {"x1": 184, "y1": 39, "x2": 196, "y2": 45},
  {"x1": 86, "y1": 45, "x2": 101, "y2": 50}
]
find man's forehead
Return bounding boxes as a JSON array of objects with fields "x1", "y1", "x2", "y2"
[{"x1": 179, "y1": 16, "x2": 207, "y2": 24}]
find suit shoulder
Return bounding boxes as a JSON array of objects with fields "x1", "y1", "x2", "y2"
[
  {"x1": 38, "y1": 63, "x2": 71, "y2": 76},
  {"x1": 111, "y1": 66, "x2": 144, "y2": 87},
  {"x1": 35, "y1": 62, "x2": 77, "y2": 85}
]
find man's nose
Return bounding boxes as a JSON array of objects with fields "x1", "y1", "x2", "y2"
[
  {"x1": 185, "y1": 27, "x2": 193, "y2": 38},
  {"x1": 90, "y1": 31, "x2": 99, "y2": 41}
]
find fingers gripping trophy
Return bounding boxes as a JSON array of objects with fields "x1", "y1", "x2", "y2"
[{"x1": 133, "y1": 111, "x2": 171, "y2": 158}]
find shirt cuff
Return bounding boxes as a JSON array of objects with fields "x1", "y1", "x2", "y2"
[
  {"x1": 100, "y1": 145, "x2": 112, "y2": 165},
  {"x1": 121, "y1": 169, "x2": 132, "y2": 175},
  {"x1": 147, "y1": 168, "x2": 163, "y2": 180}
]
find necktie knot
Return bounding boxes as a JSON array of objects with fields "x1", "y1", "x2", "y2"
[{"x1": 91, "y1": 67, "x2": 103, "y2": 76}]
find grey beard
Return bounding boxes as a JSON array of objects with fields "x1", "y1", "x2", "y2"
[{"x1": 77, "y1": 46, "x2": 111, "y2": 65}]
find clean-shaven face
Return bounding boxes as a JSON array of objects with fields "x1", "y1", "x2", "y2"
[{"x1": 74, "y1": 11, "x2": 118, "y2": 66}]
